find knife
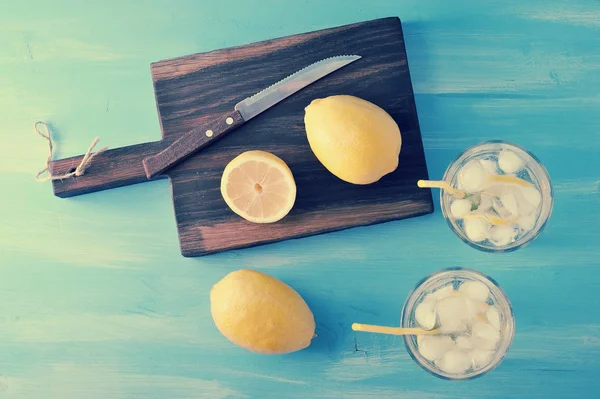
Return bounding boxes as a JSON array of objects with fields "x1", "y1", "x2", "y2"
[{"x1": 142, "y1": 55, "x2": 361, "y2": 179}]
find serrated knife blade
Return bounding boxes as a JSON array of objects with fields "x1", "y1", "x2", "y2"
[
  {"x1": 143, "y1": 55, "x2": 362, "y2": 178},
  {"x1": 235, "y1": 55, "x2": 361, "y2": 121}
]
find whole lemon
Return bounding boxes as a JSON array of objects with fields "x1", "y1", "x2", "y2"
[
  {"x1": 304, "y1": 95, "x2": 402, "y2": 184},
  {"x1": 210, "y1": 269, "x2": 315, "y2": 355}
]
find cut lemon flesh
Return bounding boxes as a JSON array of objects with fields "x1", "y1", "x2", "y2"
[{"x1": 220, "y1": 150, "x2": 296, "y2": 223}]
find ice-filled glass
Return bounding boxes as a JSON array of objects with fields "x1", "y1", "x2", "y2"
[
  {"x1": 401, "y1": 268, "x2": 515, "y2": 380},
  {"x1": 441, "y1": 141, "x2": 553, "y2": 252}
]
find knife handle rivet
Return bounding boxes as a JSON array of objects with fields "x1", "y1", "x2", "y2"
[
  {"x1": 226, "y1": 117, "x2": 234, "y2": 125},
  {"x1": 205, "y1": 130, "x2": 214, "y2": 137}
]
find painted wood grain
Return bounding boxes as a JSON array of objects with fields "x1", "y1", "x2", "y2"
[{"x1": 2, "y1": 0, "x2": 600, "y2": 398}]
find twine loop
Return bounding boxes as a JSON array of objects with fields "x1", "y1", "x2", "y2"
[{"x1": 35, "y1": 121, "x2": 108, "y2": 182}]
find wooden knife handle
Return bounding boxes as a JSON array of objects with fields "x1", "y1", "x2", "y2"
[
  {"x1": 50, "y1": 141, "x2": 168, "y2": 198},
  {"x1": 143, "y1": 110, "x2": 244, "y2": 178}
]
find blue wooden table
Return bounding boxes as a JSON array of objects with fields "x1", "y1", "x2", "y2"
[{"x1": 2, "y1": 1, "x2": 600, "y2": 397}]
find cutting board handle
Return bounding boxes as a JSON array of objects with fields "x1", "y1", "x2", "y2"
[{"x1": 50, "y1": 141, "x2": 168, "y2": 198}]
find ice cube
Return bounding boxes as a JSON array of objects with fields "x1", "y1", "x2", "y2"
[
  {"x1": 451, "y1": 199, "x2": 472, "y2": 219},
  {"x1": 484, "y1": 182, "x2": 505, "y2": 197},
  {"x1": 489, "y1": 224, "x2": 517, "y2": 246},
  {"x1": 500, "y1": 193, "x2": 519, "y2": 217},
  {"x1": 465, "y1": 298, "x2": 488, "y2": 320},
  {"x1": 437, "y1": 296, "x2": 470, "y2": 333},
  {"x1": 479, "y1": 159, "x2": 498, "y2": 175},
  {"x1": 440, "y1": 320, "x2": 468, "y2": 334},
  {"x1": 498, "y1": 150, "x2": 523, "y2": 174},
  {"x1": 455, "y1": 336, "x2": 475, "y2": 350},
  {"x1": 470, "y1": 349, "x2": 495, "y2": 369},
  {"x1": 478, "y1": 195, "x2": 493, "y2": 212},
  {"x1": 459, "y1": 160, "x2": 486, "y2": 192},
  {"x1": 459, "y1": 281, "x2": 490, "y2": 302},
  {"x1": 437, "y1": 296, "x2": 467, "y2": 320},
  {"x1": 486, "y1": 306, "x2": 501, "y2": 329},
  {"x1": 418, "y1": 335, "x2": 455, "y2": 362},
  {"x1": 517, "y1": 214, "x2": 536, "y2": 231},
  {"x1": 474, "y1": 337, "x2": 500, "y2": 350},
  {"x1": 521, "y1": 186, "x2": 542, "y2": 208},
  {"x1": 463, "y1": 217, "x2": 491, "y2": 242},
  {"x1": 430, "y1": 284, "x2": 456, "y2": 301},
  {"x1": 436, "y1": 349, "x2": 472, "y2": 375},
  {"x1": 510, "y1": 187, "x2": 536, "y2": 216},
  {"x1": 472, "y1": 321, "x2": 501, "y2": 350},
  {"x1": 491, "y1": 196, "x2": 513, "y2": 220},
  {"x1": 415, "y1": 301, "x2": 437, "y2": 330},
  {"x1": 439, "y1": 323, "x2": 467, "y2": 335},
  {"x1": 472, "y1": 321, "x2": 500, "y2": 341}
]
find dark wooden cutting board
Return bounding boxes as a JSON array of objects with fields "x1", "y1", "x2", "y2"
[{"x1": 50, "y1": 17, "x2": 433, "y2": 256}]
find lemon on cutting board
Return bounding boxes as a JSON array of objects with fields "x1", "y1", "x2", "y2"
[
  {"x1": 304, "y1": 95, "x2": 402, "y2": 185},
  {"x1": 220, "y1": 150, "x2": 296, "y2": 223},
  {"x1": 210, "y1": 269, "x2": 316, "y2": 355}
]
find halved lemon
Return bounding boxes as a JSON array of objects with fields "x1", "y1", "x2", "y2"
[{"x1": 220, "y1": 150, "x2": 296, "y2": 223}]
